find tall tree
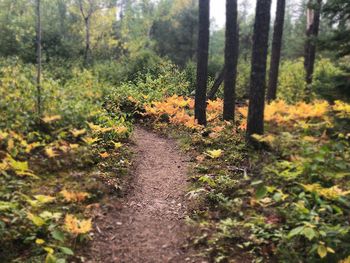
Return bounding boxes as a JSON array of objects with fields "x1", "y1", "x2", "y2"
[
  {"x1": 77, "y1": 0, "x2": 99, "y2": 65},
  {"x1": 246, "y1": 0, "x2": 272, "y2": 138},
  {"x1": 194, "y1": 0, "x2": 210, "y2": 126},
  {"x1": 322, "y1": 0, "x2": 350, "y2": 57},
  {"x1": 151, "y1": 0, "x2": 198, "y2": 66},
  {"x1": 223, "y1": 0, "x2": 238, "y2": 121},
  {"x1": 304, "y1": 0, "x2": 322, "y2": 95},
  {"x1": 267, "y1": 0, "x2": 286, "y2": 102},
  {"x1": 36, "y1": 0, "x2": 42, "y2": 117}
]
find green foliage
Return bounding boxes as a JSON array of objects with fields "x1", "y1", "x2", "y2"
[
  {"x1": 322, "y1": 0, "x2": 350, "y2": 57},
  {"x1": 160, "y1": 98, "x2": 350, "y2": 262},
  {"x1": 0, "y1": 59, "x2": 133, "y2": 262},
  {"x1": 277, "y1": 58, "x2": 307, "y2": 103},
  {"x1": 277, "y1": 58, "x2": 347, "y2": 103},
  {"x1": 313, "y1": 59, "x2": 350, "y2": 101},
  {"x1": 93, "y1": 51, "x2": 172, "y2": 86}
]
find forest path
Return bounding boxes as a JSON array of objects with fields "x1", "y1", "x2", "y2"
[{"x1": 86, "y1": 126, "x2": 194, "y2": 263}]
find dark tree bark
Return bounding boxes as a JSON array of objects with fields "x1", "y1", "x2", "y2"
[
  {"x1": 36, "y1": 0, "x2": 42, "y2": 117},
  {"x1": 194, "y1": 0, "x2": 210, "y2": 126},
  {"x1": 267, "y1": 0, "x2": 286, "y2": 102},
  {"x1": 304, "y1": 0, "x2": 322, "y2": 97},
  {"x1": 207, "y1": 69, "x2": 224, "y2": 100},
  {"x1": 223, "y1": 0, "x2": 239, "y2": 121},
  {"x1": 246, "y1": 0, "x2": 272, "y2": 138}
]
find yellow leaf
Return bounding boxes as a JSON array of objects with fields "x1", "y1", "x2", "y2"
[
  {"x1": 82, "y1": 137, "x2": 99, "y2": 145},
  {"x1": 60, "y1": 190, "x2": 90, "y2": 202},
  {"x1": 36, "y1": 239, "x2": 45, "y2": 245},
  {"x1": 27, "y1": 212, "x2": 45, "y2": 227},
  {"x1": 128, "y1": 96, "x2": 138, "y2": 103},
  {"x1": 69, "y1": 144, "x2": 79, "y2": 150},
  {"x1": 64, "y1": 214, "x2": 92, "y2": 234},
  {"x1": 113, "y1": 142, "x2": 123, "y2": 149},
  {"x1": 339, "y1": 256, "x2": 350, "y2": 263},
  {"x1": 99, "y1": 152, "x2": 109, "y2": 158},
  {"x1": 5, "y1": 155, "x2": 37, "y2": 178},
  {"x1": 317, "y1": 244, "x2": 328, "y2": 258},
  {"x1": 0, "y1": 159, "x2": 8, "y2": 171},
  {"x1": 7, "y1": 138, "x2": 14, "y2": 151},
  {"x1": 327, "y1": 247, "x2": 335, "y2": 254},
  {"x1": 87, "y1": 122, "x2": 112, "y2": 133},
  {"x1": 206, "y1": 149, "x2": 223, "y2": 159},
  {"x1": 71, "y1": 129, "x2": 86, "y2": 137},
  {"x1": 26, "y1": 142, "x2": 41, "y2": 153},
  {"x1": 114, "y1": 125, "x2": 128, "y2": 134},
  {"x1": 34, "y1": 195, "x2": 55, "y2": 204},
  {"x1": 45, "y1": 147, "x2": 59, "y2": 158},
  {"x1": 44, "y1": 247, "x2": 54, "y2": 255},
  {"x1": 42, "y1": 115, "x2": 61, "y2": 123},
  {"x1": 0, "y1": 131, "x2": 9, "y2": 140},
  {"x1": 301, "y1": 183, "x2": 350, "y2": 200}
]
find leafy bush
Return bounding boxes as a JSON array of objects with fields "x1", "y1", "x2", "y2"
[
  {"x1": 313, "y1": 59, "x2": 349, "y2": 101},
  {"x1": 277, "y1": 58, "x2": 346, "y2": 103},
  {"x1": 277, "y1": 58, "x2": 307, "y2": 103},
  {"x1": 93, "y1": 50, "x2": 166, "y2": 86},
  {"x1": 0, "y1": 58, "x2": 132, "y2": 262}
]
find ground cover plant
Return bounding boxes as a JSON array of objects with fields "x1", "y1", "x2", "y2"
[
  {"x1": 139, "y1": 95, "x2": 350, "y2": 262},
  {"x1": 0, "y1": 59, "x2": 133, "y2": 262}
]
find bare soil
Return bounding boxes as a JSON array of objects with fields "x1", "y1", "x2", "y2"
[{"x1": 84, "y1": 126, "x2": 198, "y2": 263}]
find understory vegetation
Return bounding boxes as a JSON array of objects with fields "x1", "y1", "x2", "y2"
[
  {"x1": 140, "y1": 94, "x2": 350, "y2": 262},
  {"x1": 2, "y1": 0, "x2": 350, "y2": 262},
  {"x1": 1, "y1": 52, "x2": 350, "y2": 262}
]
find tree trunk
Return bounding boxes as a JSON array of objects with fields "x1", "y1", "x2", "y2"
[
  {"x1": 84, "y1": 17, "x2": 91, "y2": 64},
  {"x1": 246, "y1": 0, "x2": 272, "y2": 138},
  {"x1": 223, "y1": 0, "x2": 238, "y2": 121},
  {"x1": 304, "y1": 0, "x2": 322, "y2": 98},
  {"x1": 267, "y1": 0, "x2": 286, "y2": 102},
  {"x1": 207, "y1": 69, "x2": 224, "y2": 100},
  {"x1": 78, "y1": 0, "x2": 93, "y2": 65},
  {"x1": 194, "y1": 0, "x2": 210, "y2": 126},
  {"x1": 36, "y1": 0, "x2": 42, "y2": 117}
]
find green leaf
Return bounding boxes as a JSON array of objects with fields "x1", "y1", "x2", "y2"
[
  {"x1": 34, "y1": 195, "x2": 55, "y2": 204},
  {"x1": 317, "y1": 244, "x2": 327, "y2": 258},
  {"x1": 9, "y1": 158, "x2": 29, "y2": 171},
  {"x1": 302, "y1": 227, "x2": 316, "y2": 240},
  {"x1": 255, "y1": 185, "x2": 267, "y2": 200},
  {"x1": 51, "y1": 230, "x2": 65, "y2": 242},
  {"x1": 59, "y1": 246, "x2": 74, "y2": 256},
  {"x1": 45, "y1": 253, "x2": 57, "y2": 263},
  {"x1": 0, "y1": 201, "x2": 17, "y2": 211},
  {"x1": 288, "y1": 226, "x2": 304, "y2": 239},
  {"x1": 27, "y1": 213, "x2": 45, "y2": 227}
]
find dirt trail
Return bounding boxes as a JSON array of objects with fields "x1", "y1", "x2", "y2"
[{"x1": 86, "y1": 126, "x2": 193, "y2": 263}]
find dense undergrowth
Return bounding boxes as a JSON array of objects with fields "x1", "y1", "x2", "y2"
[
  {"x1": 1, "y1": 54, "x2": 349, "y2": 262},
  {"x1": 0, "y1": 59, "x2": 133, "y2": 262},
  {"x1": 137, "y1": 95, "x2": 350, "y2": 262}
]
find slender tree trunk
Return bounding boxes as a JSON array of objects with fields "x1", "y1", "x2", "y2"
[
  {"x1": 194, "y1": 0, "x2": 210, "y2": 126},
  {"x1": 223, "y1": 0, "x2": 238, "y2": 121},
  {"x1": 84, "y1": 17, "x2": 91, "y2": 64},
  {"x1": 207, "y1": 69, "x2": 225, "y2": 100},
  {"x1": 304, "y1": 0, "x2": 322, "y2": 98},
  {"x1": 246, "y1": 0, "x2": 272, "y2": 138},
  {"x1": 36, "y1": 0, "x2": 42, "y2": 117},
  {"x1": 267, "y1": 0, "x2": 286, "y2": 102},
  {"x1": 78, "y1": 0, "x2": 93, "y2": 65}
]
